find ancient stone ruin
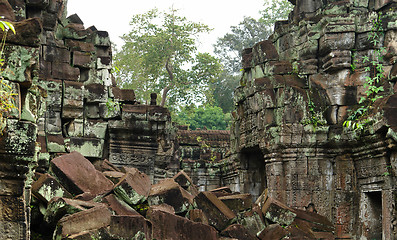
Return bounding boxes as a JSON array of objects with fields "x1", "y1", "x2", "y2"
[{"x1": 1, "y1": 0, "x2": 397, "y2": 239}]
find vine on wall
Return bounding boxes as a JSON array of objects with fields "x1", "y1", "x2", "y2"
[{"x1": 0, "y1": 17, "x2": 16, "y2": 133}]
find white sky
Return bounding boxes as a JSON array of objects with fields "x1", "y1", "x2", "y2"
[{"x1": 66, "y1": 0, "x2": 264, "y2": 53}]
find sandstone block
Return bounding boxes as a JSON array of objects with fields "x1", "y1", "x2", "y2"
[
  {"x1": 103, "y1": 171, "x2": 125, "y2": 183},
  {"x1": 262, "y1": 197, "x2": 297, "y2": 226},
  {"x1": 194, "y1": 191, "x2": 236, "y2": 231},
  {"x1": 46, "y1": 133, "x2": 65, "y2": 153},
  {"x1": 113, "y1": 167, "x2": 151, "y2": 206},
  {"x1": 73, "y1": 51, "x2": 92, "y2": 68},
  {"x1": 188, "y1": 209, "x2": 209, "y2": 224},
  {"x1": 84, "y1": 83, "x2": 107, "y2": 103},
  {"x1": 3, "y1": 18, "x2": 42, "y2": 47},
  {"x1": 62, "y1": 80, "x2": 84, "y2": 118},
  {"x1": 147, "y1": 209, "x2": 218, "y2": 240},
  {"x1": 103, "y1": 194, "x2": 140, "y2": 216},
  {"x1": 258, "y1": 224, "x2": 288, "y2": 240},
  {"x1": 65, "y1": 39, "x2": 95, "y2": 52},
  {"x1": 221, "y1": 224, "x2": 257, "y2": 240},
  {"x1": 45, "y1": 197, "x2": 104, "y2": 226},
  {"x1": 219, "y1": 194, "x2": 252, "y2": 214},
  {"x1": 69, "y1": 137, "x2": 104, "y2": 158},
  {"x1": 54, "y1": 205, "x2": 111, "y2": 238},
  {"x1": 52, "y1": 62, "x2": 80, "y2": 81},
  {"x1": 252, "y1": 40, "x2": 279, "y2": 65},
  {"x1": 0, "y1": 119, "x2": 37, "y2": 155},
  {"x1": 319, "y1": 32, "x2": 355, "y2": 56},
  {"x1": 173, "y1": 170, "x2": 199, "y2": 197},
  {"x1": 110, "y1": 215, "x2": 152, "y2": 239},
  {"x1": 148, "y1": 178, "x2": 193, "y2": 214},
  {"x1": 50, "y1": 151, "x2": 114, "y2": 196},
  {"x1": 242, "y1": 48, "x2": 253, "y2": 69},
  {"x1": 43, "y1": 46, "x2": 70, "y2": 63},
  {"x1": 32, "y1": 173, "x2": 72, "y2": 204}
]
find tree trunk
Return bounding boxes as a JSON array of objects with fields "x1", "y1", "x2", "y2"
[{"x1": 161, "y1": 59, "x2": 174, "y2": 107}]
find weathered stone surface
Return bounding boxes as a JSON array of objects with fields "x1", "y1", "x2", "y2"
[
  {"x1": 113, "y1": 167, "x2": 151, "y2": 205},
  {"x1": 31, "y1": 173, "x2": 72, "y2": 203},
  {"x1": 53, "y1": 205, "x2": 111, "y2": 238},
  {"x1": 173, "y1": 170, "x2": 199, "y2": 197},
  {"x1": 148, "y1": 178, "x2": 193, "y2": 214},
  {"x1": 3, "y1": 18, "x2": 42, "y2": 47},
  {"x1": 188, "y1": 209, "x2": 209, "y2": 224},
  {"x1": 262, "y1": 197, "x2": 297, "y2": 226},
  {"x1": 147, "y1": 209, "x2": 218, "y2": 240},
  {"x1": 221, "y1": 224, "x2": 257, "y2": 240},
  {"x1": 69, "y1": 137, "x2": 104, "y2": 158},
  {"x1": 219, "y1": 193, "x2": 252, "y2": 214},
  {"x1": 194, "y1": 191, "x2": 236, "y2": 231},
  {"x1": 257, "y1": 224, "x2": 288, "y2": 240},
  {"x1": 109, "y1": 215, "x2": 152, "y2": 239},
  {"x1": 50, "y1": 151, "x2": 114, "y2": 195}
]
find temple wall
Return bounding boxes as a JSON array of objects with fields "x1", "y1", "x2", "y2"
[{"x1": 229, "y1": 0, "x2": 397, "y2": 238}]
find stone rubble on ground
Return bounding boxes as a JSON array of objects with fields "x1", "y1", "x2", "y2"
[{"x1": 31, "y1": 151, "x2": 335, "y2": 239}]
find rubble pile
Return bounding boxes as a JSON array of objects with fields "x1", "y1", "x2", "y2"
[{"x1": 31, "y1": 151, "x2": 334, "y2": 239}]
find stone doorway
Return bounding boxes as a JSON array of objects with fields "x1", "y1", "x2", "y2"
[
  {"x1": 240, "y1": 147, "x2": 267, "y2": 201},
  {"x1": 360, "y1": 191, "x2": 383, "y2": 240}
]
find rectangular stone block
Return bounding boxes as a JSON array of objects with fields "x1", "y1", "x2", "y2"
[
  {"x1": 113, "y1": 167, "x2": 151, "y2": 205},
  {"x1": 148, "y1": 178, "x2": 193, "y2": 214},
  {"x1": 65, "y1": 39, "x2": 95, "y2": 52},
  {"x1": 46, "y1": 134, "x2": 65, "y2": 153},
  {"x1": 50, "y1": 151, "x2": 114, "y2": 195},
  {"x1": 69, "y1": 137, "x2": 104, "y2": 158},
  {"x1": 84, "y1": 119, "x2": 108, "y2": 139},
  {"x1": 319, "y1": 32, "x2": 355, "y2": 56},
  {"x1": 0, "y1": 119, "x2": 37, "y2": 155},
  {"x1": 0, "y1": 196, "x2": 25, "y2": 222},
  {"x1": 43, "y1": 45, "x2": 70, "y2": 63},
  {"x1": 54, "y1": 205, "x2": 111, "y2": 238},
  {"x1": 84, "y1": 83, "x2": 107, "y2": 103},
  {"x1": 103, "y1": 194, "x2": 140, "y2": 216},
  {"x1": 321, "y1": 50, "x2": 351, "y2": 72},
  {"x1": 147, "y1": 209, "x2": 218, "y2": 240},
  {"x1": 109, "y1": 215, "x2": 152, "y2": 239},
  {"x1": 219, "y1": 194, "x2": 252, "y2": 214},
  {"x1": 72, "y1": 51, "x2": 92, "y2": 68},
  {"x1": 52, "y1": 62, "x2": 80, "y2": 81},
  {"x1": 194, "y1": 191, "x2": 236, "y2": 231},
  {"x1": 2, "y1": 45, "x2": 39, "y2": 83},
  {"x1": 262, "y1": 197, "x2": 297, "y2": 226},
  {"x1": 32, "y1": 173, "x2": 72, "y2": 203},
  {"x1": 62, "y1": 80, "x2": 84, "y2": 118}
]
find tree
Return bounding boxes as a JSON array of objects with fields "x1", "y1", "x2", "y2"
[
  {"x1": 214, "y1": 0, "x2": 293, "y2": 75},
  {"x1": 173, "y1": 104, "x2": 231, "y2": 130},
  {"x1": 114, "y1": 8, "x2": 222, "y2": 106},
  {"x1": 211, "y1": 0, "x2": 293, "y2": 113}
]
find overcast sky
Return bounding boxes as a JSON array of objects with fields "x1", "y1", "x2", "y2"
[{"x1": 67, "y1": 0, "x2": 264, "y2": 53}]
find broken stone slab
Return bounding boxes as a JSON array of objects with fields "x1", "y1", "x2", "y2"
[
  {"x1": 69, "y1": 137, "x2": 104, "y2": 158},
  {"x1": 50, "y1": 151, "x2": 114, "y2": 196},
  {"x1": 72, "y1": 51, "x2": 92, "y2": 68},
  {"x1": 113, "y1": 167, "x2": 151, "y2": 206},
  {"x1": 103, "y1": 171, "x2": 125, "y2": 184},
  {"x1": 109, "y1": 215, "x2": 152, "y2": 239},
  {"x1": 262, "y1": 197, "x2": 297, "y2": 226},
  {"x1": 44, "y1": 197, "x2": 104, "y2": 226},
  {"x1": 237, "y1": 209, "x2": 266, "y2": 237},
  {"x1": 257, "y1": 224, "x2": 288, "y2": 240},
  {"x1": 219, "y1": 193, "x2": 252, "y2": 214},
  {"x1": 103, "y1": 194, "x2": 140, "y2": 216},
  {"x1": 3, "y1": 18, "x2": 42, "y2": 47},
  {"x1": 210, "y1": 186, "x2": 233, "y2": 197},
  {"x1": 84, "y1": 83, "x2": 107, "y2": 103},
  {"x1": 149, "y1": 203, "x2": 175, "y2": 215},
  {"x1": 173, "y1": 170, "x2": 199, "y2": 197},
  {"x1": 62, "y1": 81, "x2": 84, "y2": 118},
  {"x1": 147, "y1": 208, "x2": 218, "y2": 240},
  {"x1": 221, "y1": 224, "x2": 257, "y2": 240},
  {"x1": 188, "y1": 209, "x2": 209, "y2": 225},
  {"x1": 46, "y1": 134, "x2": 66, "y2": 153},
  {"x1": 148, "y1": 178, "x2": 194, "y2": 214},
  {"x1": 53, "y1": 205, "x2": 111, "y2": 239},
  {"x1": 65, "y1": 39, "x2": 95, "y2": 52},
  {"x1": 60, "y1": 227, "x2": 111, "y2": 240},
  {"x1": 93, "y1": 159, "x2": 120, "y2": 172},
  {"x1": 31, "y1": 173, "x2": 72, "y2": 204},
  {"x1": 293, "y1": 208, "x2": 335, "y2": 232},
  {"x1": 194, "y1": 191, "x2": 236, "y2": 231}
]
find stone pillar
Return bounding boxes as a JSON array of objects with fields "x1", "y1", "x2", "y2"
[{"x1": 0, "y1": 119, "x2": 37, "y2": 240}]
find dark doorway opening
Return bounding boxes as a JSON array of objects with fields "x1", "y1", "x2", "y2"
[
  {"x1": 361, "y1": 191, "x2": 382, "y2": 240},
  {"x1": 240, "y1": 147, "x2": 267, "y2": 201}
]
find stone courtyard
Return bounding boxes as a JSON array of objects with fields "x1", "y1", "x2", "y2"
[{"x1": 1, "y1": 0, "x2": 397, "y2": 239}]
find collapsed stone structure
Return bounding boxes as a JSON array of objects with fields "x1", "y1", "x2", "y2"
[
  {"x1": 1, "y1": 0, "x2": 397, "y2": 239},
  {"x1": 224, "y1": 0, "x2": 397, "y2": 239}
]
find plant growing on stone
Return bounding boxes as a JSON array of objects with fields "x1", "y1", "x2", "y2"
[
  {"x1": 344, "y1": 13, "x2": 386, "y2": 131},
  {"x1": 0, "y1": 17, "x2": 16, "y2": 134}
]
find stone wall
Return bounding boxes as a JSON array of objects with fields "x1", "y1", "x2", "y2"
[
  {"x1": 229, "y1": 0, "x2": 397, "y2": 239},
  {"x1": 177, "y1": 128, "x2": 230, "y2": 191}
]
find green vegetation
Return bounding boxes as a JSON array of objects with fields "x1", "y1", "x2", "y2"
[
  {"x1": 173, "y1": 104, "x2": 231, "y2": 130},
  {"x1": 0, "y1": 17, "x2": 16, "y2": 134},
  {"x1": 344, "y1": 13, "x2": 386, "y2": 131},
  {"x1": 113, "y1": 8, "x2": 222, "y2": 107}
]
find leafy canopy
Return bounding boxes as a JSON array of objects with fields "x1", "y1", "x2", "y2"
[
  {"x1": 173, "y1": 104, "x2": 231, "y2": 130},
  {"x1": 114, "y1": 8, "x2": 222, "y2": 106}
]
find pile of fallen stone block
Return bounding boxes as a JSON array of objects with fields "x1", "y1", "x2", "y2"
[{"x1": 31, "y1": 151, "x2": 334, "y2": 239}]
